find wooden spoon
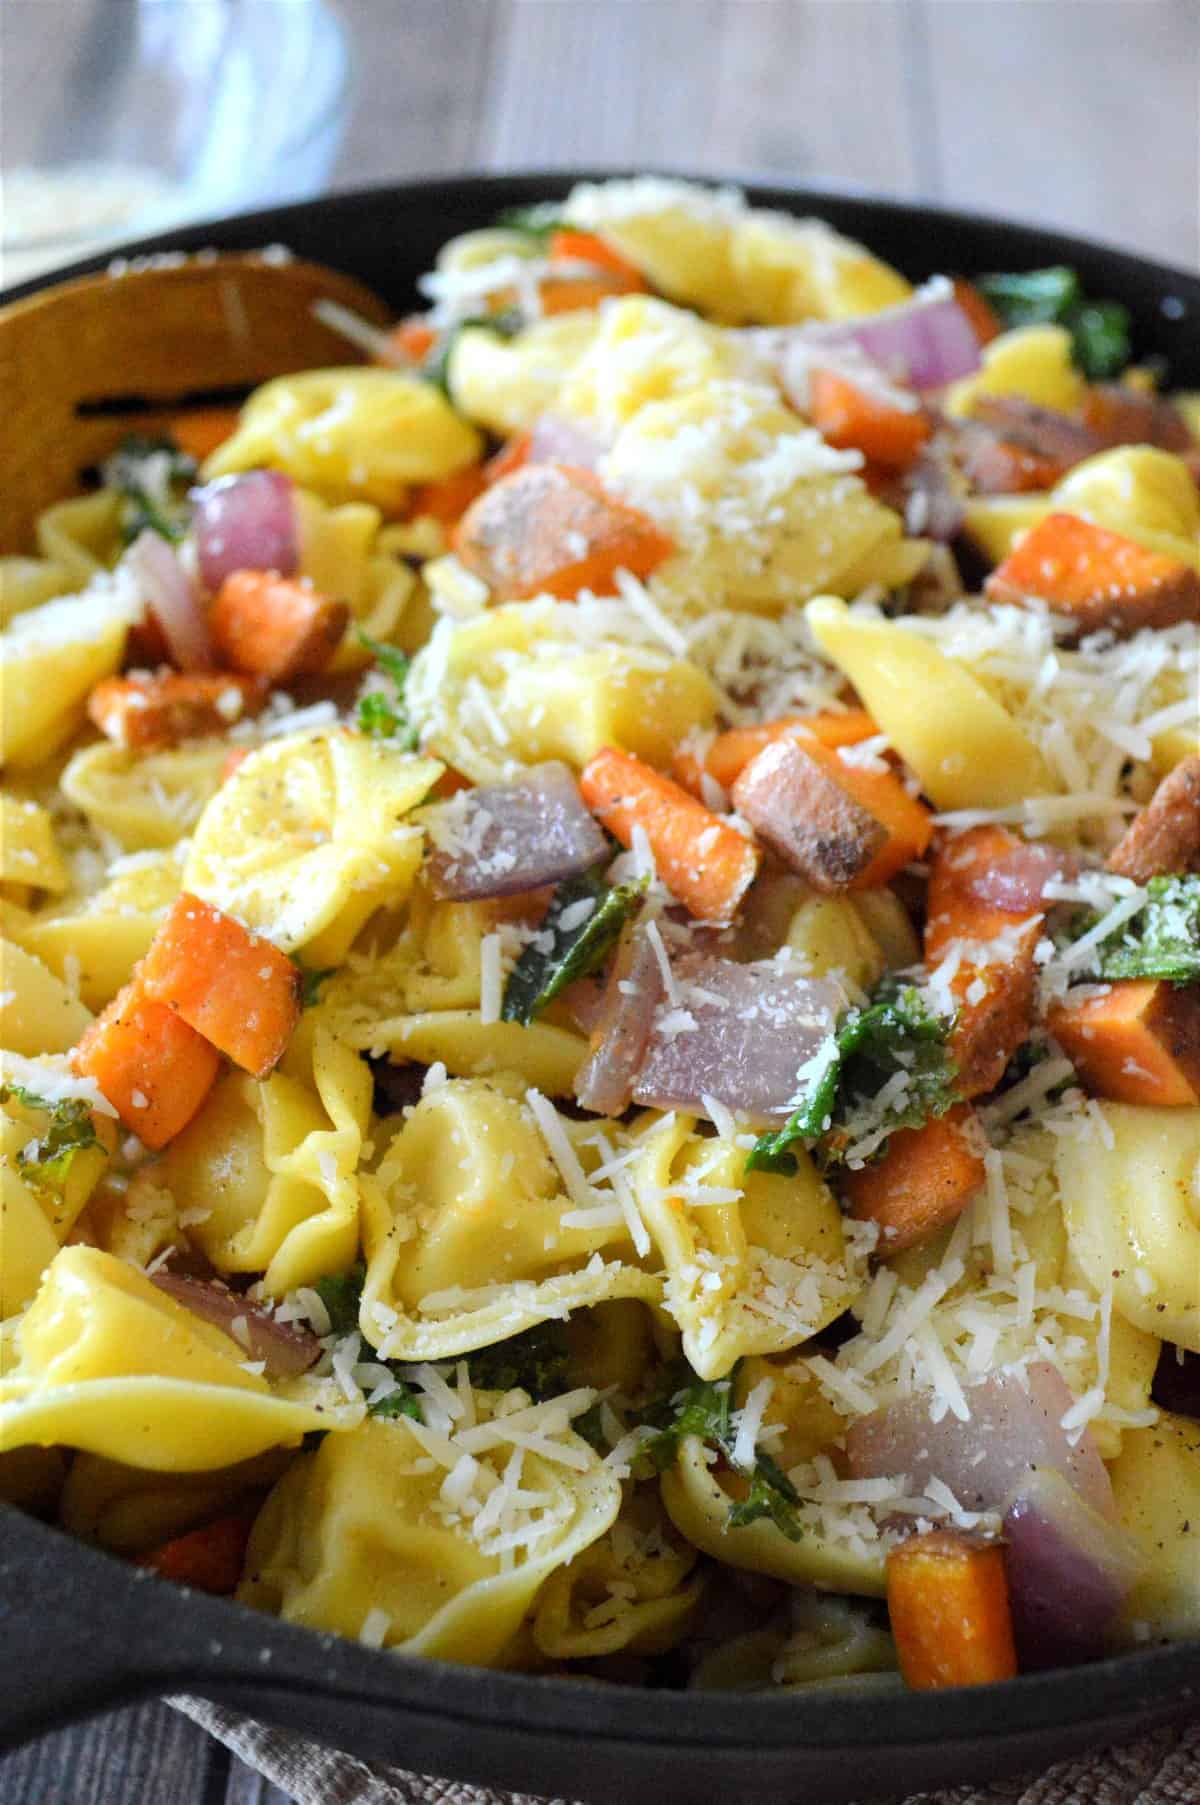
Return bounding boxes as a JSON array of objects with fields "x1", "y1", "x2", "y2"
[{"x1": 0, "y1": 250, "x2": 393, "y2": 550}]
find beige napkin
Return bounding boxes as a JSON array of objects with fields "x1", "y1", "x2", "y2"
[{"x1": 170, "y1": 1697, "x2": 1199, "y2": 1805}]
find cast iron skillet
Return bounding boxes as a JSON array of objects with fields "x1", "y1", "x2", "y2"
[{"x1": 1, "y1": 173, "x2": 1197, "y2": 1803}]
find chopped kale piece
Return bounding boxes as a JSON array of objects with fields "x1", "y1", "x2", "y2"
[
  {"x1": 355, "y1": 630, "x2": 417, "y2": 748},
  {"x1": 976, "y1": 266, "x2": 1132, "y2": 379},
  {"x1": 1, "y1": 1085, "x2": 101, "y2": 1196},
  {"x1": 102, "y1": 432, "x2": 197, "y2": 545},
  {"x1": 747, "y1": 980, "x2": 957, "y2": 1175},
  {"x1": 501, "y1": 869, "x2": 647, "y2": 1026}
]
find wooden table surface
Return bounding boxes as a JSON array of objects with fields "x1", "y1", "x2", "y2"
[{"x1": 2, "y1": 2, "x2": 1197, "y2": 1800}]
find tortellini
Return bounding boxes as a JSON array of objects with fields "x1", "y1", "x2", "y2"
[
  {"x1": 0, "y1": 796, "x2": 68, "y2": 899},
  {"x1": 359, "y1": 1077, "x2": 661, "y2": 1363},
  {"x1": 12, "y1": 847, "x2": 183, "y2": 1011},
  {"x1": 161, "y1": 1024, "x2": 369, "y2": 1297},
  {"x1": 238, "y1": 1404, "x2": 621, "y2": 1666},
  {"x1": 627, "y1": 1113, "x2": 867, "y2": 1381},
  {"x1": 62, "y1": 739, "x2": 228, "y2": 851},
  {"x1": 555, "y1": 296, "x2": 737, "y2": 437},
  {"x1": 184, "y1": 730, "x2": 440, "y2": 960},
  {"x1": 690, "y1": 1596, "x2": 898, "y2": 1691},
  {"x1": 1057, "y1": 1104, "x2": 1200, "y2": 1354},
  {"x1": 205, "y1": 368, "x2": 483, "y2": 513},
  {"x1": 408, "y1": 598, "x2": 718, "y2": 784},
  {"x1": 661, "y1": 1434, "x2": 886, "y2": 1596},
  {"x1": 944, "y1": 324, "x2": 1086, "y2": 419},
  {"x1": 0, "y1": 491, "x2": 123, "y2": 626},
  {"x1": 601, "y1": 382, "x2": 924, "y2": 616},
  {"x1": 0, "y1": 1246, "x2": 359, "y2": 1469},
  {"x1": 805, "y1": 595, "x2": 1052, "y2": 809},
  {"x1": 0, "y1": 940, "x2": 93, "y2": 1056},
  {"x1": 321, "y1": 887, "x2": 589, "y2": 1094},
  {"x1": 60, "y1": 1448, "x2": 290, "y2": 1555},
  {"x1": 1, "y1": 577, "x2": 136, "y2": 767},
  {"x1": 1109, "y1": 1413, "x2": 1200, "y2": 1641},
  {"x1": 292, "y1": 487, "x2": 420, "y2": 665},
  {"x1": 532, "y1": 1485, "x2": 704, "y2": 1659},
  {"x1": 449, "y1": 313, "x2": 600, "y2": 437},
  {"x1": 562, "y1": 177, "x2": 910, "y2": 324}
]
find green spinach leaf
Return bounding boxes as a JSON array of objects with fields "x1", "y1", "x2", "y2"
[{"x1": 501, "y1": 870, "x2": 647, "y2": 1026}]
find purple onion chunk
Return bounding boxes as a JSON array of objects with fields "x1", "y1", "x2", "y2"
[
  {"x1": 424, "y1": 762, "x2": 609, "y2": 902},
  {"x1": 630, "y1": 954, "x2": 845, "y2": 1129},
  {"x1": 845, "y1": 1362, "x2": 1116, "y2": 1520},
  {"x1": 1003, "y1": 1467, "x2": 1144, "y2": 1669},
  {"x1": 574, "y1": 923, "x2": 664, "y2": 1116},
  {"x1": 192, "y1": 470, "x2": 299, "y2": 592},
  {"x1": 803, "y1": 280, "x2": 982, "y2": 393},
  {"x1": 150, "y1": 1272, "x2": 320, "y2": 1379},
  {"x1": 123, "y1": 529, "x2": 215, "y2": 671}
]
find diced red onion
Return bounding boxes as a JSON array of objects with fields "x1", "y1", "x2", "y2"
[
  {"x1": 425, "y1": 762, "x2": 608, "y2": 902},
  {"x1": 1003, "y1": 1467, "x2": 1144, "y2": 1668},
  {"x1": 574, "y1": 924, "x2": 663, "y2": 1116},
  {"x1": 845, "y1": 1362, "x2": 1116, "y2": 1520},
  {"x1": 963, "y1": 845, "x2": 1082, "y2": 913},
  {"x1": 123, "y1": 530, "x2": 214, "y2": 671},
  {"x1": 630, "y1": 954, "x2": 845, "y2": 1129},
  {"x1": 527, "y1": 413, "x2": 608, "y2": 470},
  {"x1": 1150, "y1": 1343, "x2": 1200, "y2": 1420},
  {"x1": 191, "y1": 471, "x2": 299, "y2": 592},
  {"x1": 150, "y1": 1272, "x2": 320, "y2": 1379},
  {"x1": 901, "y1": 450, "x2": 965, "y2": 543},
  {"x1": 803, "y1": 280, "x2": 982, "y2": 392},
  {"x1": 560, "y1": 974, "x2": 609, "y2": 1036}
]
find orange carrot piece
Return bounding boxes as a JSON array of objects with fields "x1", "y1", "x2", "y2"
[
  {"x1": 382, "y1": 316, "x2": 437, "y2": 366},
  {"x1": 840, "y1": 1104, "x2": 986, "y2": 1254},
  {"x1": 220, "y1": 746, "x2": 252, "y2": 784},
  {"x1": 1047, "y1": 979, "x2": 1200, "y2": 1107},
  {"x1": 808, "y1": 369, "x2": 931, "y2": 471},
  {"x1": 138, "y1": 1508, "x2": 257, "y2": 1595},
  {"x1": 549, "y1": 229, "x2": 646, "y2": 284},
  {"x1": 579, "y1": 746, "x2": 760, "y2": 924},
  {"x1": 87, "y1": 671, "x2": 268, "y2": 751},
  {"x1": 167, "y1": 407, "x2": 242, "y2": 464},
  {"x1": 985, "y1": 511, "x2": 1200, "y2": 636},
  {"x1": 925, "y1": 826, "x2": 1043, "y2": 1098},
  {"x1": 139, "y1": 892, "x2": 301, "y2": 1079},
  {"x1": 410, "y1": 464, "x2": 488, "y2": 525},
  {"x1": 676, "y1": 709, "x2": 878, "y2": 797},
  {"x1": 887, "y1": 1530, "x2": 1018, "y2": 1689},
  {"x1": 210, "y1": 571, "x2": 349, "y2": 682},
  {"x1": 73, "y1": 984, "x2": 219, "y2": 1149},
  {"x1": 453, "y1": 464, "x2": 673, "y2": 601},
  {"x1": 952, "y1": 278, "x2": 1003, "y2": 346}
]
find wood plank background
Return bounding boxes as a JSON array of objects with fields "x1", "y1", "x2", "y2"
[{"x1": 1, "y1": 1, "x2": 1196, "y2": 1800}]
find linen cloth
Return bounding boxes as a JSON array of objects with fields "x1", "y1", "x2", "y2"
[{"x1": 171, "y1": 1696, "x2": 1199, "y2": 1805}]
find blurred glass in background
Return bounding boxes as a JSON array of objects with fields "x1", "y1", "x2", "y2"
[{"x1": 1, "y1": 0, "x2": 351, "y2": 285}]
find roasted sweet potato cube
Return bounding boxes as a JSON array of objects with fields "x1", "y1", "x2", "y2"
[
  {"x1": 210, "y1": 572, "x2": 349, "y2": 681},
  {"x1": 1048, "y1": 978, "x2": 1200, "y2": 1107},
  {"x1": 840, "y1": 1104, "x2": 987, "y2": 1254},
  {"x1": 1106, "y1": 755, "x2": 1200, "y2": 882},
  {"x1": 453, "y1": 463, "x2": 673, "y2": 601},
  {"x1": 985, "y1": 512, "x2": 1200, "y2": 637},
  {"x1": 87, "y1": 672, "x2": 268, "y2": 750}
]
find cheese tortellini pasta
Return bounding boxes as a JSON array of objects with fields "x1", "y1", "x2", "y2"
[{"x1": 2, "y1": 175, "x2": 1197, "y2": 1694}]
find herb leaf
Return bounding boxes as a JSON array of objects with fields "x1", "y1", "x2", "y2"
[
  {"x1": 1088, "y1": 875, "x2": 1200, "y2": 984},
  {"x1": 295, "y1": 963, "x2": 336, "y2": 1009},
  {"x1": 313, "y1": 1263, "x2": 367, "y2": 1337},
  {"x1": 638, "y1": 1362, "x2": 804, "y2": 1543},
  {"x1": 101, "y1": 433, "x2": 197, "y2": 545},
  {"x1": 501, "y1": 870, "x2": 648, "y2": 1026},
  {"x1": 976, "y1": 266, "x2": 1132, "y2": 380},
  {"x1": 355, "y1": 630, "x2": 417, "y2": 749},
  {"x1": 747, "y1": 981, "x2": 958, "y2": 1175},
  {"x1": 465, "y1": 1321, "x2": 573, "y2": 1400},
  {"x1": 494, "y1": 203, "x2": 564, "y2": 243},
  {"x1": 0, "y1": 1085, "x2": 101, "y2": 1196}
]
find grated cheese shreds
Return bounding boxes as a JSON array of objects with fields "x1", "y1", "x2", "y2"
[
  {"x1": 731, "y1": 1376, "x2": 774, "y2": 1470},
  {"x1": 478, "y1": 933, "x2": 504, "y2": 1025}
]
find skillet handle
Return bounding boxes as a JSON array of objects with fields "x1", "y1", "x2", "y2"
[{"x1": 0, "y1": 1504, "x2": 390, "y2": 1752}]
